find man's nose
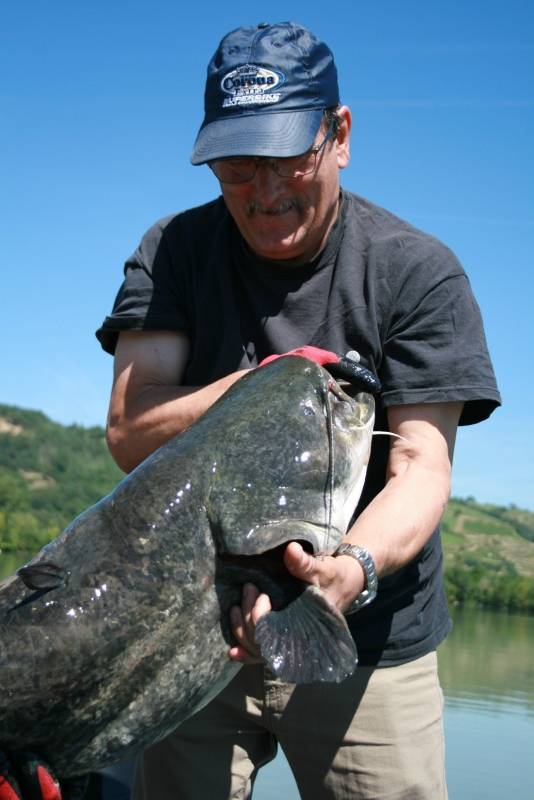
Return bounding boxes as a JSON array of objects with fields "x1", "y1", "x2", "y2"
[{"x1": 250, "y1": 160, "x2": 287, "y2": 201}]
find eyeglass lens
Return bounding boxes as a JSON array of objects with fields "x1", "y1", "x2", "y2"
[{"x1": 211, "y1": 121, "x2": 334, "y2": 184}]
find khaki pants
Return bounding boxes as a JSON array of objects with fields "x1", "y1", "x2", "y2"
[{"x1": 133, "y1": 651, "x2": 447, "y2": 800}]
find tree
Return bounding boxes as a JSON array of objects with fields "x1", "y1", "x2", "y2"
[{"x1": 0, "y1": 468, "x2": 27, "y2": 545}]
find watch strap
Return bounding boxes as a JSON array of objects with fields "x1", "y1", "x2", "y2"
[{"x1": 333, "y1": 544, "x2": 378, "y2": 614}]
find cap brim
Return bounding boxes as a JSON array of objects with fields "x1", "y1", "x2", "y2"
[{"x1": 190, "y1": 108, "x2": 325, "y2": 165}]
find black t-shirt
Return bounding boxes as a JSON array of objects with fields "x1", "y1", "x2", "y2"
[{"x1": 96, "y1": 190, "x2": 501, "y2": 666}]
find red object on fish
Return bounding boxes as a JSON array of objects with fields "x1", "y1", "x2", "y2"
[{"x1": 259, "y1": 347, "x2": 340, "y2": 368}]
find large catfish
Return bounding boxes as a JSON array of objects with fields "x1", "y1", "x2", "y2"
[{"x1": 0, "y1": 356, "x2": 375, "y2": 778}]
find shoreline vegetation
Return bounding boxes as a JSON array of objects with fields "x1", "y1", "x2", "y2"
[{"x1": 2, "y1": 402, "x2": 534, "y2": 613}]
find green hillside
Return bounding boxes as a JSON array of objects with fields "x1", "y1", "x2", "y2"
[
  {"x1": 1, "y1": 402, "x2": 533, "y2": 612},
  {"x1": 442, "y1": 499, "x2": 534, "y2": 612},
  {"x1": 0, "y1": 403, "x2": 123, "y2": 551}
]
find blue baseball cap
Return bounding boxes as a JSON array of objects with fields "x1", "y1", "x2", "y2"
[{"x1": 190, "y1": 22, "x2": 339, "y2": 166}]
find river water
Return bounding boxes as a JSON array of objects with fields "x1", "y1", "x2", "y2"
[
  {"x1": 1, "y1": 553, "x2": 533, "y2": 799},
  {"x1": 254, "y1": 606, "x2": 534, "y2": 800}
]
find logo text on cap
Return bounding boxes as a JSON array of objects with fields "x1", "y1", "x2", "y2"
[{"x1": 220, "y1": 64, "x2": 285, "y2": 108}]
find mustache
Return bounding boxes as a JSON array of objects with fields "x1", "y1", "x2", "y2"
[{"x1": 246, "y1": 197, "x2": 305, "y2": 216}]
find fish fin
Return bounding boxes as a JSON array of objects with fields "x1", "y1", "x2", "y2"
[
  {"x1": 254, "y1": 584, "x2": 357, "y2": 683},
  {"x1": 17, "y1": 561, "x2": 65, "y2": 591}
]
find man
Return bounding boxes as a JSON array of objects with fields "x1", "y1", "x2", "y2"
[
  {"x1": 2, "y1": 20, "x2": 497, "y2": 800},
  {"x1": 93, "y1": 20, "x2": 501, "y2": 800}
]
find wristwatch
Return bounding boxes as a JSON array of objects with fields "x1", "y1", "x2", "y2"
[{"x1": 333, "y1": 544, "x2": 378, "y2": 614}]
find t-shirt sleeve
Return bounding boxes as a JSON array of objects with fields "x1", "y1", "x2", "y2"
[
  {"x1": 378, "y1": 237, "x2": 501, "y2": 425},
  {"x1": 95, "y1": 216, "x2": 189, "y2": 355}
]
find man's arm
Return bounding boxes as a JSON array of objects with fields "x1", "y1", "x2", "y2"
[
  {"x1": 229, "y1": 400, "x2": 464, "y2": 662},
  {"x1": 328, "y1": 400, "x2": 463, "y2": 597},
  {"x1": 106, "y1": 330, "x2": 248, "y2": 473}
]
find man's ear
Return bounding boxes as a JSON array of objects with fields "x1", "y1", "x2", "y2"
[{"x1": 336, "y1": 105, "x2": 351, "y2": 169}]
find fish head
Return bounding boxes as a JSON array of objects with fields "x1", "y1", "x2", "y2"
[
  {"x1": 206, "y1": 356, "x2": 375, "y2": 557},
  {"x1": 323, "y1": 379, "x2": 375, "y2": 546}
]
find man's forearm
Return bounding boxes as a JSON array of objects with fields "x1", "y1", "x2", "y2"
[
  {"x1": 343, "y1": 457, "x2": 451, "y2": 579},
  {"x1": 107, "y1": 371, "x2": 248, "y2": 473},
  {"x1": 339, "y1": 401, "x2": 462, "y2": 583}
]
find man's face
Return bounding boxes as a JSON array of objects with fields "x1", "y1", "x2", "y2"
[{"x1": 218, "y1": 107, "x2": 351, "y2": 264}]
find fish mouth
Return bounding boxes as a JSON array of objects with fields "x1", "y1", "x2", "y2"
[
  {"x1": 217, "y1": 540, "x2": 317, "y2": 608},
  {"x1": 217, "y1": 540, "x2": 360, "y2": 685},
  {"x1": 326, "y1": 379, "x2": 374, "y2": 429},
  {"x1": 231, "y1": 518, "x2": 344, "y2": 558},
  {"x1": 222, "y1": 540, "x2": 313, "y2": 568},
  {"x1": 327, "y1": 380, "x2": 350, "y2": 433},
  {"x1": 327, "y1": 378, "x2": 351, "y2": 402}
]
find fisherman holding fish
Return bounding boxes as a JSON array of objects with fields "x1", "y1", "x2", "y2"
[{"x1": 1, "y1": 20, "x2": 500, "y2": 800}]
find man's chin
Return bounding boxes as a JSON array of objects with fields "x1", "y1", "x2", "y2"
[
  {"x1": 244, "y1": 221, "x2": 308, "y2": 260},
  {"x1": 247, "y1": 236, "x2": 306, "y2": 262}
]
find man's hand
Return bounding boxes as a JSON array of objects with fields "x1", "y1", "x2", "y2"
[
  {"x1": 228, "y1": 542, "x2": 365, "y2": 665},
  {"x1": 228, "y1": 584, "x2": 272, "y2": 663},
  {"x1": 283, "y1": 541, "x2": 365, "y2": 612}
]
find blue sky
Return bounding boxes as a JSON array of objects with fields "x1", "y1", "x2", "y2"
[{"x1": 1, "y1": 1, "x2": 533, "y2": 509}]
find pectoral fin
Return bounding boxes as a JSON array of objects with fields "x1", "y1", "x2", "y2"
[
  {"x1": 254, "y1": 585, "x2": 357, "y2": 683},
  {"x1": 18, "y1": 561, "x2": 65, "y2": 590}
]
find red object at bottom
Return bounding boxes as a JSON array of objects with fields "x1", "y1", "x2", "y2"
[
  {"x1": 36, "y1": 766, "x2": 62, "y2": 800},
  {"x1": 0, "y1": 775, "x2": 22, "y2": 800}
]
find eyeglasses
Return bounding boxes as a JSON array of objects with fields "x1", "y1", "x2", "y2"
[{"x1": 209, "y1": 121, "x2": 335, "y2": 184}]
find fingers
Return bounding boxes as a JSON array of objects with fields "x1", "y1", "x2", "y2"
[
  {"x1": 283, "y1": 541, "x2": 329, "y2": 585},
  {"x1": 228, "y1": 584, "x2": 271, "y2": 664}
]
